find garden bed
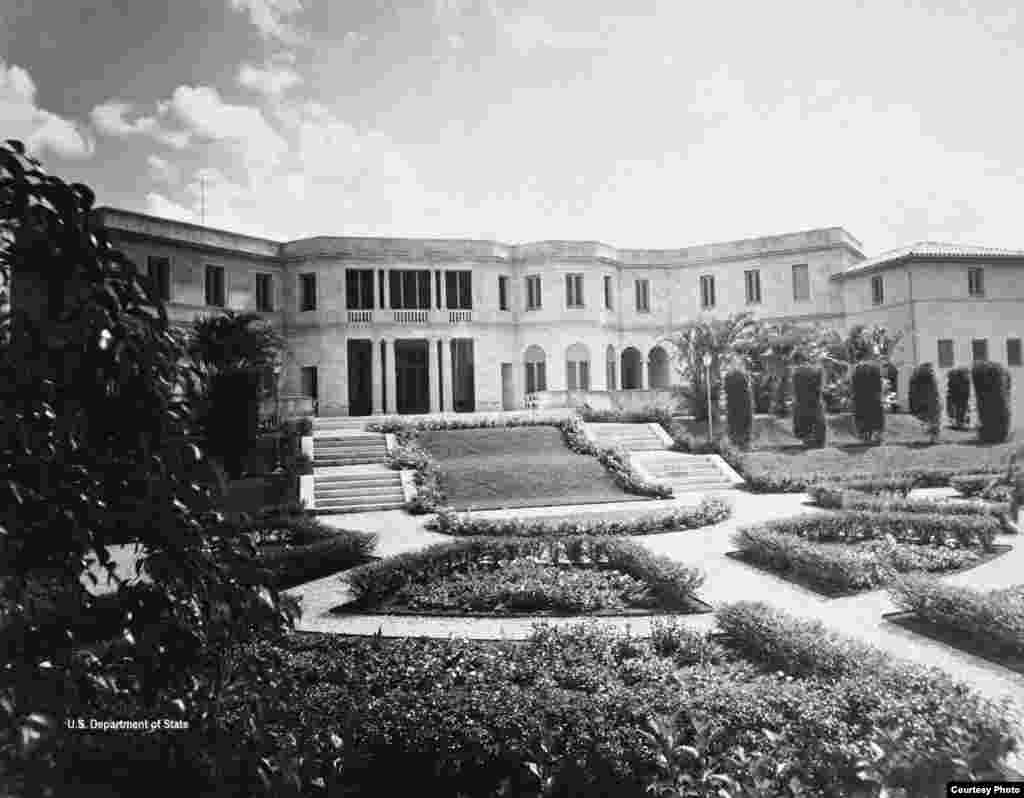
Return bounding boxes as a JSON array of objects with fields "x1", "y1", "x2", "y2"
[{"x1": 882, "y1": 610, "x2": 1024, "y2": 675}]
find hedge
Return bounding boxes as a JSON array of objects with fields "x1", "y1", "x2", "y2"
[
  {"x1": 972, "y1": 361, "x2": 1013, "y2": 443},
  {"x1": 890, "y1": 576, "x2": 1024, "y2": 658},
  {"x1": 852, "y1": 361, "x2": 885, "y2": 441},
  {"x1": 951, "y1": 472, "x2": 1011, "y2": 498},
  {"x1": 386, "y1": 431, "x2": 445, "y2": 513},
  {"x1": 345, "y1": 536, "x2": 705, "y2": 610},
  {"x1": 807, "y1": 486, "x2": 1010, "y2": 518},
  {"x1": 946, "y1": 366, "x2": 972, "y2": 428},
  {"x1": 908, "y1": 362, "x2": 940, "y2": 440},
  {"x1": 792, "y1": 365, "x2": 827, "y2": 448},
  {"x1": 740, "y1": 464, "x2": 1006, "y2": 495},
  {"x1": 428, "y1": 496, "x2": 732, "y2": 537},
  {"x1": 366, "y1": 411, "x2": 571, "y2": 434},
  {"x1": 724, "y1": 369, "x2": 753, "y2": 449}
]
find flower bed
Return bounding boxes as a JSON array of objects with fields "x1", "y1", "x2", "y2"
[
  {"x1": 341, "y1": 536, "x2": 706, "y2": 614},
  {"x1": 429, "y1": 496, "x2": 731, "y2": 537},
  {"x1": 951, "y1": 472, "x2": 1012, "y2": 499},
  {"x1": 386, "y1": 431, "x2": 445, "y2": 513},
  {"x1": 807, "y1": 485, "x2": 1010, "y2": 517},
  {"x1": 888, "y1": 577, "x2": 1024, "y2": 671}
]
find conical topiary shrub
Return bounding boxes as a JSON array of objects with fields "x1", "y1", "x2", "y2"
[
  {"x1": 852, "y1": 361, "x2": 885, "y2": 443},
  {"x1": 971, "y1": 361, "x2": 1012, "y2": 443},
  {"x1": 792, "y1": 365, "x2": 827, "y2": 448},
  {"x1": 946, "y1": 366, "x2": 971, "y2": 429},
  {"x1": 725, "y1": 368, "x2": 754, "y2": 449},
  {"x1": 908, "y1": 362, "x2": 940, "y2": 443}
]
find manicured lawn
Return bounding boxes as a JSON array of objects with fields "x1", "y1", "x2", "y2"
[{"x1": 418, "y1": 426, "x2": 650, "y2": 509}]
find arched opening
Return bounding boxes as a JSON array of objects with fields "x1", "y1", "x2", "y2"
[
  {"x1": 524, "y1": 345, "x2": 547, "y2": 393},
  {"x1": 648, "y1": 345, "x2": 670, "y2": 389},
  {"x1": 565, "y1": 343, "x2": 591, "y2": 391},
  {"x1": 605, "y1": 345, "x2": 617, "y2": 391},
  {"x1": 621, "y1": 347, "x2": 643, "y2": 389}
]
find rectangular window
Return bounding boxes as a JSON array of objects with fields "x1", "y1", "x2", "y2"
[
  {"x1": 300, "y1": 366, "x2": 318, "y2": 400},
  {"x1": 526, "y1": 275, "x2": 542, "y2": 310},
  {"x1": 971, "y1": 338, "x2": 988, "y2": 362},
  {"x1": 204, "y1": 265, "x2": 225, "y2": 308},
  {"x1": 435, "y1": 271, "x2": 442, "y2": 309},
  {"x1": 579, "y1": 360, "x2": 590, "y2": 391},
  {"x1": 147, "y1": 256, "x2": 171, "y2": 302},
  {"x1": 744, "y1": 269, "x2": 761, "y2": 304},
  {"x1": 565, "y1": 273, "x2": 584, "y2": 307},
  {"x1": 498, "y1": 275, "x2": 509, "y2": 310},
  {"x1": 299, "y1": 272, "x2": 317, "y2": 311},
  {"x1": 871, "y1": 274, "x2": 884, "y2": 305},
  {"x1": 1007, "y1": 338, "x2": 1022, "y2": 367},
  {"x1": 345, "y1": 269, "x2": 375, "y2": 309},
  {"x1": 968, "y1": 266, "x2": 985, "y2": 297},
  {"x1": 700, "y1": 274, "x2": 716, "y2": 309},
  {"x1": 445, "y1": 270, "x2": 472, "y2": 309},
  {"x1": 525, "y1": 361, "x2": 547, "y2": 393},
  {"x1": 792, "y1": 263, "x2": 810, "y2": 301},
  {"x1": 603, "y1": 275, "x2": 613, "y2": 310},
  {"x1": 635, "y1": 278, "x2": 650, "y2": 312},
  {"x1": 388, "y1": 269, "x2": 432, "y2": 309},
  {"x1": 937, "y1": 339, "x2": 954, "y2": 368},
  {"x1": 379, "y1": 270, "x2": 386, "y2": 308},
  {"x1": 255, "y1": 273, "x2": 274, "y2": 311}
]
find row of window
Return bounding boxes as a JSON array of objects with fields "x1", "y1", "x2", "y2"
[
  {"x1": 870, "y1": 266, "x2": 987, "y2": 306},
  {"x1": 937, "y1": 337, "x2": 1022, "y2": 368}
]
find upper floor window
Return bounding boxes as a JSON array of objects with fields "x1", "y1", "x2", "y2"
[
  {"x1": 603, "y1": 275, "x2": 613, "y2": 310},
  {"x1": 255, "y1": 273, "x2": 274, "y2": 312},
  {"x1": 389, "y1": 269, "x2": 432, "y2": 309},
  {"x1": 871, "y1": 274, "x2": 884, "y2": 305},
  {"x1": 744, "y1": 269, "x2": 761, "y2": 304},
  {"x1": 345, "y1": 269, "x2": 375, "y2": 310},
  {"x1": 937, "y1": 339, "x2": 954, "y2": 368},
  {"x1": 635, "y1": 278, "x2": 650, "y2": 312},
  {"x1": 498, "y1": 276, "x2": 509, "y2": 310},
  {"x1": 968, "y1": 266, "x2": 985, "y2": 297},
  {"x1": 792, "y1": 263, "x2": 810, "y2": 301},
  {"x1": 147, "y1": 256, "x2": 171, "y2": 302},
  {"x1": 565, "y1": 273, "x2": 584, "y2": 308},
  {"x1": 445, "y1": 270, "x2": 472, "y2": 310},
  {"x1": 1007, "y1": 338, "x2": 1022, "y2": 367},
  {"x1": 971, "y1": 338, "x2": 988, "y2": 362},
  {"x1": 204, "y1": 265, "x2": 225, "y2": 308},
  {"x1": 299, "y1": 272, "x2": 317, "y2": 312},
  {"x1": 699, "y1": 274, "x2": 715, "y2": 309},
  {"x1": 526, "y1": 275, "x2": 542, "y2": 310}
]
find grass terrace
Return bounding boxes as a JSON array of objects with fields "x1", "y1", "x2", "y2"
[{"x1": 418, "y1": 426, "x2": 652, "y2": 510}]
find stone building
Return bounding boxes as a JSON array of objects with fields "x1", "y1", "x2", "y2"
[{"x1": 91, "y1": 207, "x2": 1024, "y2": 422}]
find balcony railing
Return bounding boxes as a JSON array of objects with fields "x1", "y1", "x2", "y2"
[
  {"x1": 449, "y1": 310, "x2": 472, "y2": 324},
  {"x1": 393, "y1": 309, "x2": 430, "y2": 324},
  {"x1": 347, "y1": 309, "x2": 373, "y2": 323}
]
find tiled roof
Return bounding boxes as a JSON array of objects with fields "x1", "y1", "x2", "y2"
[{"x1": 837, "y1": 241, "x2": 1024, "y2": 278}]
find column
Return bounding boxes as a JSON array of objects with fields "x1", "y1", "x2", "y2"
[
  {"x1": 441, "y1": 336, "x2": 454, "y2": 412},
  {"x1": 370, "y1": 337, "x2": 383, "y2": 414},
  {"x1": 428, "y1": 336, "x2": 441, "y2": 413},
  {"x1": 384, "y1": 337, "x2": 397, "y2": 415},
  {"x1": 641, "y1": 356, "x2": 649, "y2": 390}
]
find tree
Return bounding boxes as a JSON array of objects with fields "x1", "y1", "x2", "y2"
[
  {"x1": 852, "y1": 361, "x2": 885, "y2": 442},
  {"x1": 818, "y1": 324, "x2": 904, "y2": 409},
  {"x1": 792, "y1": 365, "x2": 827, "y2": 448},
  {"x1": 0, "y1": 141, "x2": 299, "y2": 795},
  {"x1": 946, "y1": 367, "x2": 972, "y2": 429},
  {"x1": 971, "y1": 361, "x2": 1012, "y2": 444},
  {"x1": 724, "y1": 368, "x2": 754, "y2": 448},
  {"x1": 908, "y1": 363, "x2": 940, "y2": 443}
]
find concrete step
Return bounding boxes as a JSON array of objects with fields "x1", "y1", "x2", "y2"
[
  {"x1": 314, "y1": 457, "x2": 389, "y2": 467},
  {"x1": 316, "y1": 486, "x2": 404, "y2": 500},
  {"x1": 314, "y1": 500, "x2": 406, "y2": 513},
  {"x1": 313, "y1": 438, "x2": 386, "y2": 447},
  {"x1": 315, "y1": 472, "x2": 400, "y2": 485},
  {"x1": 313, "y1": 447, "x2": 387, "y2": 456}
]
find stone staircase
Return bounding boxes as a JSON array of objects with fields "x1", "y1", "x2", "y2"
[
  {"x1": 313, "y1": 416, "x2": 375, "y2": 434},
  {"x1": 310, "y1": 421, "x2": 405, "y2": 512},
  {"x1": 586, "y1": 423, "x2": 670, "y2": 452},
  {"x1": 313, "y1": 432, "x2": 388, "y2": 467}
]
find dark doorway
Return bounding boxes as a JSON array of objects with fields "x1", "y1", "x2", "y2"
[
  {"x1": 452, "y1": 338, "x2": 476, "y2": 412},
  {"x1": 396, "y1": 339, "x2": 430, "y2": 415},
  {"x1": 347, "y1": 340, "x2": 373, "y2": 416}
]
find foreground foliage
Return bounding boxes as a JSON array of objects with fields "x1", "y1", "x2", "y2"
[{"x1": 806, "y1": 485, "x2": 1009, "y2": 517}]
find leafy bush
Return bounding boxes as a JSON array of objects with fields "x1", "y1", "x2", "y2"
[
  {"x1": 792, "y1": 365, "x2": 827, "y2": 448},
  {"x1": 908, "y1": 362, "x2": 940, "y2": 442},
  {"x1": 807, "y1": 486, "x2": 1009, "y2": 517},
  {"x1": 367, "y1": 410, "x2": 571, "y2": 433},
  {"x1": 852, "y1": 361, "x2": 885, "y2": 442},
  {"x1": 724, "y1": 369, "x2": 754, "y2": 449},
  {"x1": 947, "y1": 366, "x2": 972, "y2": 428},
  {"x1": 594, "y1": 445, "x2": 673, "y2": 498},
  {"x1": 241, "y1": 530, "x2": 377, "y2": 589},
  {"x1": 890, "y1": 576, "x2": 1024, "y2": 657},
  {"x1": 972, "y1": 360, "x2": 1013, "y2": 443},
  {"x1": 951, "y1": 472, "x2": 1011, "y2": 498},
  {"x1": 733, "y1": 527, "x2": 982, "y2": 592},
  {"x1": 429, "y1": 496, "x2": 732, "y2": 537},
  {"x1": 772, "y1": 372, "x2": 791, "y2": 417},
  {"x1": 345, "y1": 536, "x2": 705, "y2": 611},
  {"x1": 387, "y1": 431, "x2": 445, "y2": 513}
]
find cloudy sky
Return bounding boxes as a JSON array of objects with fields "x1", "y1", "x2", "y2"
[{"x1": 3, "y1": 0, "x2": 1022, "y2": 251}]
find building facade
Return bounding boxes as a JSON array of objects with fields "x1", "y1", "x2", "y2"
[{"x1": 92, "y1": 207, "x2": 1024, "y2": 422}]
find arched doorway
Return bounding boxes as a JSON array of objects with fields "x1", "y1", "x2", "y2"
[
  {"x1": 621, "y1": 347, "x2": 643, "y2": 389},
  {"x1": 606, "y1": 345, "x2": 617, "y2": 391},
  {"x1": 565, "y1": 343, "x2": 591, "y2": 391},
  {"x1": 648, "y1": 345, "x2": 670, "y2": 389},
  {"x1": 523, "y1": 345, "x2": 547, "y2": 394}
]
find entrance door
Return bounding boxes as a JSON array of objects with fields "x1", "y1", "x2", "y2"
[
  {"x1": 396, "y1": 339, "x2": 430, "y2": 415},
  {"x1": 501, "y1": 363, "x2": 515, "y2": 410},
  {"x1": 347, "y1": 340, "x2": 372, "y2": 416},
  {"x1": 451, "y1": 338, "x2": 476, "y2": 412}
]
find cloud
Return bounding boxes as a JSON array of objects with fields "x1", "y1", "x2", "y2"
[
  {"x1": 1, "y1": 60, "x2": 93, "y2": 158},
  {"x1": 238, "y1": 62, "x2": 303, "y2": 95},
  {"x1": 90, "y1": 100, "x2": 191, "y2": 148},
  {"x1": 146, "y1": 154, "x2": 179, "y2": 184},
  {"x1": 229, "y1": 0, "x2": 306, "y2": 45},
  {"x1": 145, "y1": 192, "x2": 196, "y2": 223}
]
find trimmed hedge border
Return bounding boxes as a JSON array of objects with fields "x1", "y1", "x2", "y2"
[
  {"x1": 738, "y1": 465, "x2": 1006, "y2": 494},
  {"x1": 386, "y1": 431, "x2": 445, "y2": 514},
  {"x1": 343, "y1": 535, "x2": 705, "y2": 612},
  {"x1": 951, "y1": 472, "x2": 1011, "y2": 499},
  {"x1": 807, "y1": 485, "x2": 1010, "y2": 519},
  {"x1": 428, "y1": 496, "x2": 732, "y2": 537}
]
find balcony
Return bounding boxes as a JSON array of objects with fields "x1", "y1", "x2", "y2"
[
  {"x1": 393, "y1": 309, "x2": 430, "y2": 324},
  {"x1": 347, "y1": 309, "x2": 374, "y2": 323},
  {"x1": 449, "y1": 310, "x2": 472, "y2": 324}
]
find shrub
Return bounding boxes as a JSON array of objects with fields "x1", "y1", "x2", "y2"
[
  {"x1": 429, "y1": 496, "x2": 732, "y2": 537},
  {"x1": 649, "y1": 618, "x2": 727, "y2": 665},
  {"x1": 387, "y1": 431, "x2": 445, "y2": 513},
  {"x1": 595, "y1": 444, "x2": 673, "y2": 498},
  {"x1": 890, "y1": 576, "x2": 1024, "y2": 658},
  {"x1": 951, "y1": 472, "x2": 1011, "y2": 499},
  {"x1": 807, "y1": 486, "x2": 1009, "y2": 517},
  {"x1": 792, "y1": 365, "x2": 827, "y2": 448},
  {"x1": 724, "y1": 369, "x2": 754, "y2": 449},
  {"x1": 772, "y1": 372, "x2": 791, "y2": 417},
  {"x1": 908, "y1": 362, "x2": 940, "y2": 442},
  {"x1": 947, "y1": 366, "x2": 972, "y2": 428},
  {"x1": 243, "y1": 530, "x2": 377, "y2": 589},
  {"x1": 972, "y1": 360, "x2": 1013, "y2": 443},
  {"x1": 852, "y1": 361, "x2": 885, "y2": 442}
]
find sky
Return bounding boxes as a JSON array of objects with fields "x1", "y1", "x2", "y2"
[{"x1": 2, "y1": 0, "x2": 1023, "y2": 252}]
